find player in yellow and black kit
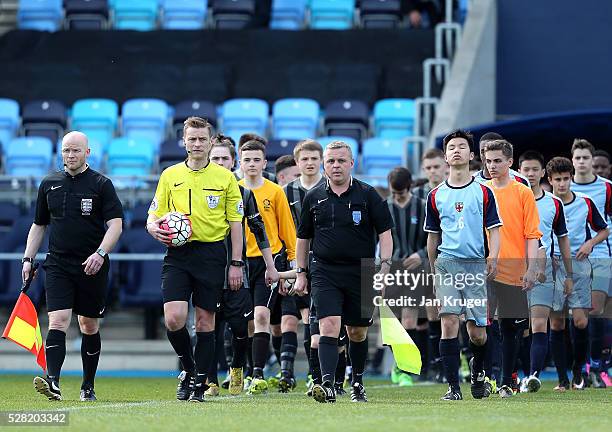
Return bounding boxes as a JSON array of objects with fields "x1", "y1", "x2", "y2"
[
  {"x1": 238, "y1": 140, "x2": 299, "y2": 394},
  {"x1": 146, "y1": 117, "x2": 244, "y2": 403}
]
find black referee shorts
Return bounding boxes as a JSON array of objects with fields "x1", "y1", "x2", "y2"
[
  {"x1": 310, "y1": 259, "x2": 374, "y2": 328},
  {"x1": 43, "y1": 253, "x2": 109, "y2": 319},
  {"x1": 162, "y1": 241, "x2": 227, "y2": 312},
  {"x1": 248, "y1": 253, "x2": 299, "y2": 321}
]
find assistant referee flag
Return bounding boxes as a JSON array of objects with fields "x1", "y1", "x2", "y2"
[
  {"x1": 380, "y1": 304, "x2": 421, "y2": 375},
  {"x1": 2, "y1": 265, "x2": 46, "y2": 371}
]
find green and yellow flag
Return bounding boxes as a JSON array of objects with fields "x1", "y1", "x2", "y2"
[{"x1": 380, "y1": 304, "x2": 421, "y2": 374}]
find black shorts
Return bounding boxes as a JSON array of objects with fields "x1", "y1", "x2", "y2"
[
  {"x1": 43, "y1": 253, "x2": 109, "y2": 319},
  {"x1": 162, "y1": 241, "x2": 227, "y2": 312},
  {"x1": 248, "y1": 253, "x2": 298, "y2": 320},
  {"x1": 489, "y1": 280, "x2": 529, "y2": 320},
  {"x1": 295, "y1": 293, "x2": 311, "y2": 311},
  {"x1": 310, "y1": 259, "x2": 374, "y2": 328},
  {"x1": 309, "y1": 304, "x2": 348, "y2": 345},
  {"x1": 217, "y1": 288, "x2": 253, "y2": 323}
]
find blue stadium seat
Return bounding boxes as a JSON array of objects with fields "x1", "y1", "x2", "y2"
[
  {"x1": 0, "y1": 202, "x2": 22, "y2": 229},
  {"x1": 272, "y1": 98, "x2": 320, "y2": 140},
  {"x1": 212, "y1": 0, "x2": 255, "y2": 29},
  {"x1": 362, "y1": 137, "x2": 404, "y2": 173},
  {"x1": 0, "y1": 99, "x2": 20, "y2": 155},
  {"x1": 161, "y1": 0, "x2": 207, "y2": 30},
  {"x1": 5, "y1": 137, "x2": 53, "y2": 176},
  {"x1": 267, "y1": 139, "x2": 298, "y2": 162},
  {"x1": 159, "y1": 138, "x2": 186, "y2": 170},
  {"x1": 172, "y1": 100, "x2": 217, "y2": 138},
  {"x1": 317, "y1": 136, "x2": 359, "y2": 169},
  {"x1": 121, "y1": 98, "x2": 169, "y2": 152},
  {"x1": 373, "y1": 98, "x2": 415, "y2": 138},
  {"x1": 119, "y1": 229, "x2": 164, "y2": 307},
  {"x1": 112, "y1": 0, "x2": 159, "y2": 31},
  {"x1": 107, "y1": 137, "x2": 155, "y2": 176},
  {"x1": 0, "y1": 245, "x2": 44, "y2": 307},
  {"x1": 270, "y1": 0, "x2": 306, "y2": 30},
  {"x1": 71, "y1": 98, "x2": 118, "y2": 150},
  {"x1": 359, "y1": 0, "x2": 401, "y2": 29},
  {"x1": 64, "y1": 0, "x2": 109, "y2": 30},
  {"x1": 309, "y1": 0, "x2": 355, "y2": 30},
  {"x1": 323, "y1": 99, "x2": 369, "y2": 143},
  {"x1": 22, "y1": 100, "x2": 66, "y2": 145},
  {"x1": 17, "y1": 0, "x2": 63, "y2": 32},
  {"x1": 221, "y1": 99, "x2": 269, "y2": 145}
]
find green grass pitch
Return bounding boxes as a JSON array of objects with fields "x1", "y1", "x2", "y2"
[{"x1": 0, "y1": 375, "x2": 609, "y2": 432}]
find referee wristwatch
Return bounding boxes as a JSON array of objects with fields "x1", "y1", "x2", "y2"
[
  {"x1": 96, "y1": 248, "x2": 107, "y2": 258},
  {"x1": 230, "y1": 260, "x2": 245, "y2": 267},
  {"x1": 296, "y1": 267, "x2": 308, "y2": 274},
  {"x1": 21, "y1": 257, "x2": 33, "y2": 264},
  {"x1": 381, "y1": 258, "x2": 393, "y2": 267}
]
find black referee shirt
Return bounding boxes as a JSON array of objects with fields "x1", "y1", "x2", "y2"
[
  {"x1": 297, "y1": 177, "x2": 394, "y2": 265},
  {"x1": 34, "y1": 166, "x2": 124, "y2": 259}
]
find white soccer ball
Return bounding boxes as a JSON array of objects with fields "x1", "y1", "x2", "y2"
[{"x1": 160, "y1": 212, "x2": 192, "y2": 247}]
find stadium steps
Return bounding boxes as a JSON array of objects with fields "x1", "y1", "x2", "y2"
[{"x1": 0, "y1": 0, "x2": 18, "y2": 35}]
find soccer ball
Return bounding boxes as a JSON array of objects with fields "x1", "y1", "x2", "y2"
[{"x1": 159, "y1": 212, "x2": 192, "y2": 247}]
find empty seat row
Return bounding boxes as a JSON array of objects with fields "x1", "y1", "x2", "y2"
[
  {"x1": 0, "y1": 97, "x2": 416, "y2": 155},
  {"x1": 17, "y1": 0, "x2": 432, "y2": 32}
]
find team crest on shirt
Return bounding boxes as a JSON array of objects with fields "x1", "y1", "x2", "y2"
[
  {"x1": 207, "y1": 195, "x2": 220, "y2": 209},
  {"x1": 263, "y1": 199, "x2": 272, "y2": 210},
  {"x1": 81, "y1": 198, "x2": 93, "y2": 215},
  {"x1": 352, "y1": 210, "x2": 362, "y2": 225},
  {"x1": 455, "y1": 202, "x2": 464, "y2": 212}
]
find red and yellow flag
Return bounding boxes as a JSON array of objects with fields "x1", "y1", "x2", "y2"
[{"x1": 2, "y1": 292, "x2": 46, "y2": 371}]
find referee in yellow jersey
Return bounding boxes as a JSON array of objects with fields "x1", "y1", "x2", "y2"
[{"x1": 146, "y1": 117, "x2": 245, "y2": 403}]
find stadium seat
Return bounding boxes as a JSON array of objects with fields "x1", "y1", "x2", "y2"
[
  {"x1": 64, "y1": 0, "x2": 110, "y2": 30},
  {"x1": 221, "y1": 99, "x2": 269, "y2": 145},
  {"x1": 22, "y1": 100, "x2": 67, "y2": 145},
  {"x1": 212, "y1": 0, "x2": 255, "y2": 29},
  {"x1": 362, "y1": 137, "x2": 404, "y2": 173},
  {"x1": 112, "y1": 0, "x2": 159, "y2": 31},
  {"x1": 267, "y1": 139, "x2": 299, "y2": 162},
  {"x1": 0, "y1": 244, "x2": 44, "y2": 307},
  {"x1": 71, "y1": 98, "x2": 119, "y2": 150},
  {"x1": 161, "y1": 0, "x2": 208, "y2": 30},
  {"x1": 317, "y1": 136, "x2": 359, "y2": 169},
  {"x1": 0, "y1": 202, "x2": 22, "y2": 229},
  {"x1": 159, "y1": 138, "x2": 186, "y2": 170},
  {"x1": 360, "y1": 0, "x2": 402, "y2": 29},
  {"x1": 309, "y1": 0, "x2": 355, "y2": 30},
  {"x1": 172, "y1": 100, "x2": 217, "y2": 138},
  {"x1": 270, "y1": 0, "x2": 306, "y2": 30},
  {"x1": 0, "y1": 99, "x2": 20, "y2": 154},
  {"x1": 17, "y1": 0, "x2": 63, "y2": 32},
  {"x1": 323, "y1": 99, "x2": 369, "y2": 143},
  {"x1": 121, "y1": 98, "x2": 169, "y2": 152},
  {"x1": 107, "y1": 137, "x2": 155, "y2": 176},
  {"x1": 373, "y1": 98, "x2": 415, "y2": 138},
  {"x1": 5, "y1": 137, "x2": 53, "y2": 177},
  {"x1": 272, "y1": 98, "x2": 320, "y2": 140},
  {"x1": 119, "y1": 229, "x2": 165, "y2": 307}
]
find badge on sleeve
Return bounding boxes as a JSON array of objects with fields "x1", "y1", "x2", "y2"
[
  {"x1": 207, "y1": 195, "x2": 220, "y2": 209},
  {"x1": 352, "y1": 210, "x2": 362, "y2": 225},
  {"x1": 149, "y1": 197, "x2": 158, "y2": 212},
  {"x1": 236, "y1": 200, "x2": 244, "y2": 216},
  {"x1": 81, "y1": 198, "x2": 93, "y2": 215}
]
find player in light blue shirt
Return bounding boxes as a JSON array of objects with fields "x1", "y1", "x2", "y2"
[
  {"x1": 547, "y1": 157, "x2": 609, "y2": 391},
  {"x1": 425, "y1": 129, "x2": 501, "y2": 401},
  {"x1": 518, "y1": 151, "x2": 572, "y2": 393},
  {"x1": 570, "y1": 138, "x2": 611, "y2": 388}
]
